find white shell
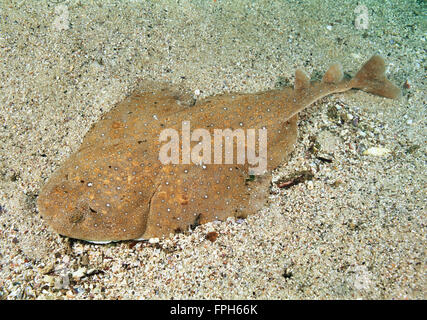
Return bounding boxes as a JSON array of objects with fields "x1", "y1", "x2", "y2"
[{"x1": 363, "y1": 147, "x2": 391, "y2": 156}]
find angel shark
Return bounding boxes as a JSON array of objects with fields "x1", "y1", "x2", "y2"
[{"x1": 37, "y1": 55, "x2": 400, "y2": 243}]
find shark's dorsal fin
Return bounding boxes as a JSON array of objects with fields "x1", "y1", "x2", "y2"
[
  {"x1": 294, "y1": 69, "x2": 310, "y2": 90},
  {"x1": 322, "y1": 63, "x2": 343, "y2": 84}
]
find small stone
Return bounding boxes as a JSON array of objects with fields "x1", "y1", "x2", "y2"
[
  {"x1": 80, "y1": 254, "x2": 89, "y2": 266},
  {"x1": 90, "y1": 61, "x2": 104, "y2": 72},
  {"x1": 340, "y1": 112, "x2": 353, "y2": 122},
  {"x1": 148, "y1": 237, "x2": 159, "y2": 244},
  {"x1": 72, "y1": 267, "x2": 87, "y2": 280},
  {"x1": 54, "y1": 275, "x2": 70, "y2": 290},
  {"x1": 406, "y1": 145, "x2": 420, "y2": 154},
  {"x1": 327, "y1": 105, "x2": 339, "y2": 120},
  {"x1": 403, "y1": 79, "x2": 410, "y2": 89},
  {"x1": 86, "y1": 268, "x2": 100, "y2": 276},
  {"x1": 205, "y1": 231, "x2": 219, "y2": 242},
  {"x1": 39, "y1": 263, "x2": 54, "y2": 275},
  {"x1": 8, "y1": 172, "x2": 18, "y2": 182},
  {"x1": 43, "y1": 275, "x2": 55, "y2": 286},
  {"x1": 283, "y1": 268, "x2": 293, "y2": 279},
  {"x1": 363, "y1": 147, "x2": 391, "y2": 157},
  {"x1": 352, "y1": 115, "x2": 360, "y2": 127},
  {"x1": 348, "y1": 220, "x2": 357, "y2": 230},
  {"x1": 316, "y1": 131, "x2": 340, "y2": 154},
  {"x1": 316, "y1": 153, "x2": 333, "y2": 163},
  {"x1": 331, "y1": 179, "x2": 343, "y2": 187},
  {"x1": 66, "y1": 290, "x2": 75, "y2": 299}
]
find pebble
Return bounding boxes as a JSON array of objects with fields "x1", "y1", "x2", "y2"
[
  {"x1": 62, "y1": 255, "x2": 70, "y2": 264},
  {"x1": 80, "y1": 254, "x2": 89, "y2": 266},
  {"x1": 316, "y1": 131, "x2": 340, "y2": 154},
  {"x1": 148, "y1": 238, "x2": 160, "y2": 244},
  {"x1": 39, "y1": 263, "x2": 54, "y2": 275},
  {"x1": 205, "y1": 231, "x2": 219, "y2": 242},
  {"x1": 72, "y1": 267, "x2": 87, "y2": 280},
  {"x1": 363, "y1": 147, "x2": 391, "y2": 157},
  {"x1": 54, "y1": 275, "x2": 70, "y2": 290}
]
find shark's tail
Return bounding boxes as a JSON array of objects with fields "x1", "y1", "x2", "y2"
[
  {"x1": 349, "y1": 55, "x2": 401, "y2": 99},
  {"x1": 281, "y1": 55, "x2": 400, "y2": 120}
]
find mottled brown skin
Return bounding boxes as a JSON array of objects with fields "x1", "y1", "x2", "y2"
[{"x1": 37, "y1": 56, "x2": 400, "y2": 242}]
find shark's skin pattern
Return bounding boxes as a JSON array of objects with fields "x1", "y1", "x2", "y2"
[{"x1": 37, "y1": 56, "x2": 400, "y2": 242}]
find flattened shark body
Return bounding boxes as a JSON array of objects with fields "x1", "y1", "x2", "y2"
[{"x1": 37, "y1": 56, "x2": 400, "y2": 242}]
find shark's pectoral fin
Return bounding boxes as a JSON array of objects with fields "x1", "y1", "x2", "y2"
[
  {"x1": 141, "y1": 165, "x2": 215, "y2": 239},
  {"x1": 141, "y1": 162, "x2": 271, "y2": 239},
  {"x1": 267, "y1": 115, "x2": 299, "y2": 171}
]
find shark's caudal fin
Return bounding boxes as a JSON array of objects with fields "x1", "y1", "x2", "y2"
[{"x1": 349, "y1": 55, "x2": 401, "y2": 99}]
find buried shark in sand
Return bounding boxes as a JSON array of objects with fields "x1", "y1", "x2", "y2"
[{"x1": 37, "y1": 55, "x2": 400, "y2": 243}]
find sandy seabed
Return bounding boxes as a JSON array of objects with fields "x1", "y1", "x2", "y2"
[{"x1": 0, "y1": 0, "x2": 425, "y2": 299}]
